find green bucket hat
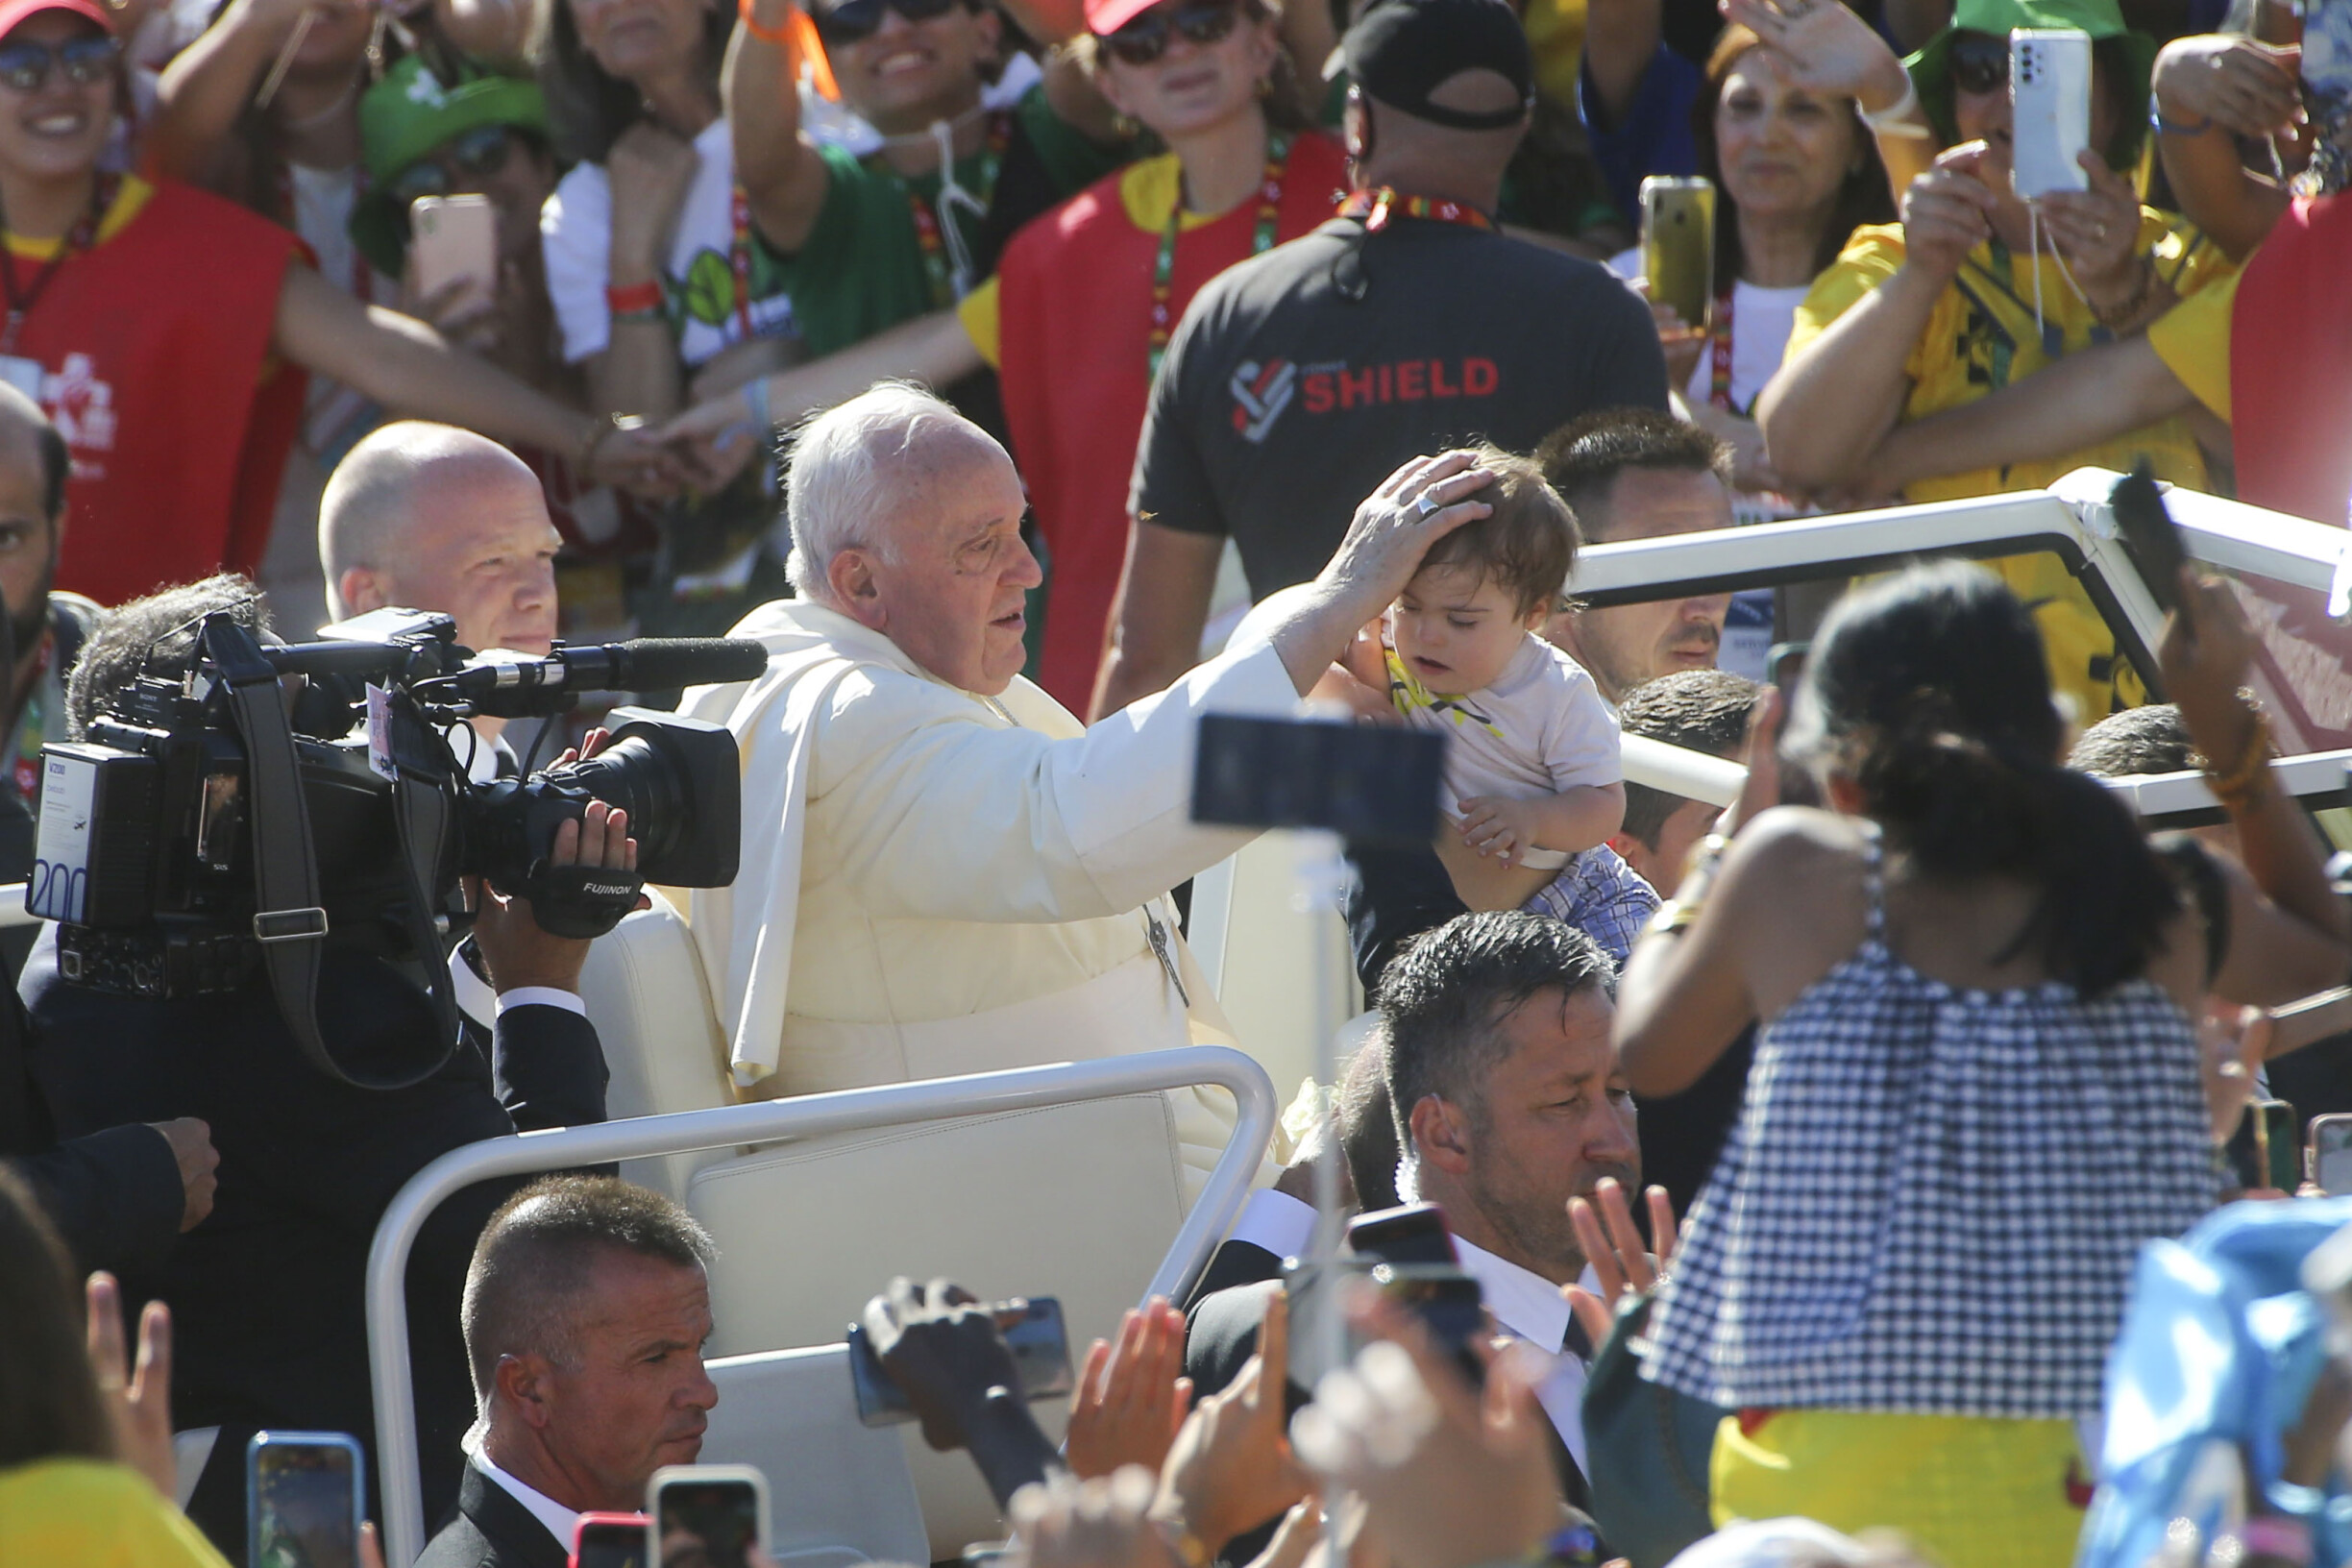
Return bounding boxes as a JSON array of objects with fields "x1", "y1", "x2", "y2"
[
  {"x1": 1904, "y1": 0, "x2": 2158, "y2": 172},
  {"x1": 350, "y1": 55, "x2": 550, "y2": 278}
]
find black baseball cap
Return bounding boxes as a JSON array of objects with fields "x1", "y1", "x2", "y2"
[{"x1": 1337, "y1": 0, "x2": 1535, "y2": 132}]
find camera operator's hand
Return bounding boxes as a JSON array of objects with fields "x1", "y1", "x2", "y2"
[
  {"x1": 472, "y1": 796, "x2": 636, "y2": 994},
  {"x1": 146, "y1": 1116, "x2": 219, "y2": 1232},
  {"x1": 86, "y1": 1272, "x2": 177, "y2": 1497}
]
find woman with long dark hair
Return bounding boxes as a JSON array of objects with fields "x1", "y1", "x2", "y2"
[
  {"x1": 1612, "y1": 22, "x2": 1893, "y2": 507},
  {"x1": 1614, "y1": 562, "x2": 2352, "y2": 1568}
]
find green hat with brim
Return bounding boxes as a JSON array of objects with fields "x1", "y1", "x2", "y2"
[
  {"x1": 350, "y1": 55, "x2": 550, "y2": 278},
  {"x1": 1904, "y1": 0, "x2": 2157, "y2": 172}
]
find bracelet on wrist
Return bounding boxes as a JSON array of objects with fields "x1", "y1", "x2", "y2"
[
  {"x1": 2204, "y1": 709, "x2": 2273, "y2": 811},
  {"x1": 605, "y1": 279, "x2": 663, "y2": 316},
  {"x1": 1648, "y1": 832, "x2": 1730, "y2": 935},
  {"x1": 1861, "y1": 73, "x2": 1934, "y2": 137}
]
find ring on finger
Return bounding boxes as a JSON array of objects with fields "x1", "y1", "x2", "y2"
[{"x1": 1412, "y1": 491, "x2": 1441, "y2": 518}]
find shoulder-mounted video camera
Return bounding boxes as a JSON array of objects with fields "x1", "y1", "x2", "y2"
[{"x1": 25, "y1": 607, "x2": 764, "y2": 1089}]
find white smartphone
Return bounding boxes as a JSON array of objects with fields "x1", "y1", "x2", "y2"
[
  {"x1": 2009, "y1": 28, "x2": 2094, "y2": 198},
  {"x1": 409, "y1": 194, "x2": 497, "y2": 313}
]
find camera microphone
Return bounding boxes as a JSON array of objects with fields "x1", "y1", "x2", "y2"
[{"x1": 452, "y1": 638, "x2": 771, "y2": 715}]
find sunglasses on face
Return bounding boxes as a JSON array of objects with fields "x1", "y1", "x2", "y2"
[
  {"x1": 1101, "y1": 0, "x2": 1242, "y2": 66},
  {"x1": 388, "y1": 124, "x2": 518, "y2": 208},
  {"x1": 812, "y1": 0, "x2": 966, "y2": 48},
  {"x1": 1948, "y1": 37, "x2": 2009, "y2": 97},
  {"x1": 0, "y1": 35, "x2": 116, "y2": 93}
]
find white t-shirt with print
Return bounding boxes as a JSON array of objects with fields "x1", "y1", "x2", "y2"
[
  {"x1": 540, "y1": 116, "x2": 797, "y2": 368},
  {"x1": 1384, "y1": 629, "x2": 1622, "y2": 870}
]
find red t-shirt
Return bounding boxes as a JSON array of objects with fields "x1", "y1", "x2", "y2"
[
  {"x1": 2230, "y1": 193, "x2": 2352, "y2": 527},
  {"x1": 12, "y1": 178, "x2": 304, "y2": 605},
  {"x1": 992, "y1": 133, "x2": 1348, "y2": 709}
]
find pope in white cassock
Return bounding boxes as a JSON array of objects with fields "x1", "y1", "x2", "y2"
[{"x1": 676, "y1": 384, "x2": 1503, "y2": 1190}]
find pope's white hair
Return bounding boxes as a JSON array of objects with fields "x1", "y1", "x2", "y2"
[{"x1": 783, "y1": 381, "x2": 994, "y2": 604}]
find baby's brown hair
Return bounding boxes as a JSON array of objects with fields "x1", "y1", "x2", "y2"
[{"x1": 1412, "y1": 444, "x2": 1580, "y2": 618}]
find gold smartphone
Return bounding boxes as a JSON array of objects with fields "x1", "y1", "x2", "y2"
[{"x1": 1640, "y1": 176, "x2": 1717, "y2": 335}]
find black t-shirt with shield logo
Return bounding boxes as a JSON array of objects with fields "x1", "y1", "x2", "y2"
[{"x1": 1131, "y1": 215, "x2": 1670, "y2": 599}]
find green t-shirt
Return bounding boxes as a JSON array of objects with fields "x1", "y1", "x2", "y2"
[{"x1": 763, "y1": 85, "x2": 1129, "y2": 357}]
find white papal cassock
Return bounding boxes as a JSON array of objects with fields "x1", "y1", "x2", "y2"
[{"x1": 672, "y1": 599, "x2": 1298, "y2": 1194}]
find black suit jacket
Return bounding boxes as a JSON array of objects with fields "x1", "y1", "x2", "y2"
[
  {"x1": 1, "y1": 981, "x2": 184, "y2": 1275},
  {"x1": 418, "y1": 1460, "x2": 576, "y2": 1568},
  {"x1": 1182, "y1": 1239, "x2": 1595, "y2": 1519},
  {"x1": 24, "y1": 930, "x2": 608, "y2": 1557}
]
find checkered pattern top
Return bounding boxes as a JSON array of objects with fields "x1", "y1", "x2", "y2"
[
  {"x1": 1527, "y1": 845, "x2": 1659, "y2": 973},
  {"x1": 1641, "y1": 828, "x2": 2217, "y2": 1419}
]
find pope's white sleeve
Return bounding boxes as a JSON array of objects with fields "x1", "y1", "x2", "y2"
[{"x1": 818, "y1": 642, "x2": 1297, "y2": 924}]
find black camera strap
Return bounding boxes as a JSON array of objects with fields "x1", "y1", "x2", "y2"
[{"x1": 208, "y1": 619, "x2": 450, "y2": 1091}]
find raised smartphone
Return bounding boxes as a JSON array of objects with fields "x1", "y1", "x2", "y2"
[
  {"x1": 409, "y1": 194, "x2": 497, "y2": 313},
  {"x1": 247, "y1": 1430, "x2": 364, "y2": 1568},
  {"x1": 2111, "y1": 461, "x2": 2188, "y2": 614},
  {"x1": 845, "y1": 1295, "x2": 1074, "y2": 1427},
  {"x1": 573, "y1": 1511, "x2": 651, "y2": 1568},
  {"x1": 2010, "y1": 28, "x2": 2095, "y2": 198},
  {"x1": 649, "y1": 1465, "x2": 767, "y2": 1568},
  {"x1": 2309, "y1": 1113, "x2": 2352, "y2": 1195},
  {"x1": 1640, "y1": 176, "x2": 1717, "y2": 334}
]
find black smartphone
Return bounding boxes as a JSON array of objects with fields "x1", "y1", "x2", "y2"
[
  {"x1": 1373, "y1": 1262, "x2": 1488, "y2": 1386},
  {"x1": 247, "y1": 1431, "x2": 364, "y2": 1568},
  {"x1": 1347, "y1": 1203, "x2": 1459, "y2": 1267},
  {"x1": 845, "y1": 1295, "x2": 1074, "y2": 1427},
  {"x1": 2226, "y1": 1097, "x2": 2298, "y2": 1191},
  {"x1": 2112, "y1": 461, "x2": 2189, "y2": 614},
  {"x1": 1190, "y1": 713, "x2": 1446, "y2": 846},
  {"x1": 649, "y1": 1466, "x2": 766, "y2": 1568}
]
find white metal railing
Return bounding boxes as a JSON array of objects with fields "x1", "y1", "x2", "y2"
[{"x1": 364, "y1": 1046, "x2": 1276, "y2": 1567}]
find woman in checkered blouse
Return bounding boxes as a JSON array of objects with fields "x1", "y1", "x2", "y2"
[{"x1": 1609, "y1": 562, "x2": 2352, "y2": 1568}]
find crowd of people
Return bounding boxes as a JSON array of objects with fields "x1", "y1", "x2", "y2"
[{"x1": 1, "y1": 0, "x2": 2351, "y2": 1560}]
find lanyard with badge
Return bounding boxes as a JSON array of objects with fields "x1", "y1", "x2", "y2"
[{"x1": 0, "y1": 171, "x2": 114, "y2": 402}]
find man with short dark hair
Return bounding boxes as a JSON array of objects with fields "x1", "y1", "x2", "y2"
[
  {"x1": 1093, "y1": 0, "x2": 1668, "y2": 717},
  {"x1": 1186, "y1": 912, "x2": 1640, "y2": 1514},
  {"x1": 423, "y1": 1176, "x2": 720, "y2": 1568},
  {"x1": 0, "y1": 381, "x2": 99, "y2": 886},
  {"x1": 1536, "y1": 409, "x2": 1736, "y2": 706}
]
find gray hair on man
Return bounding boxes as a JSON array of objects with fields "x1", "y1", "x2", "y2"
[
  {"x1": 460, "y1": 1175, "x2": 717, "y2": 1405},
  {"x1": 783, "y1": 381, "x2": 994, "y2": 602}
]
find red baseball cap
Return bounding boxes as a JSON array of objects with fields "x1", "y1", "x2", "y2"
[
  {"x1": 0, "y1": 0, "x2": 115, "y2": 40},
  {"x1": 1082, "y1": 0, "x2": 1164, "y2": 37}
]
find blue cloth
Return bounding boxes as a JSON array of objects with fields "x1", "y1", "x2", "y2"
[
  {"x1": 1526, "y1": 844, "x2": 1658, "y2": 972},
  {"x1": 2079, "y1": 1198, "x2": 2352, "y2": 1568},
  {"x1": 1580, "y1": 43, "x2": 1703, "y2": 230}
]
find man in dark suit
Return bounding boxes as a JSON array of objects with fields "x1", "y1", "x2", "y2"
[
  {"x1": 24, "y1": 576, "x2": 634, "y2": 1556},
  {"x1": 421, "y1": 1177, "x2": 719, "y2": 1568},
  {"x1": 1185, "y1": 913, "x2": 1640, "y2": 1522}
]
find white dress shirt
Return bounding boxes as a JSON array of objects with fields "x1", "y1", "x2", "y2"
[
  {"x1": 1221, "y1": 1192, "x2": 1600, "y2": 1472},
  {"x1": 1449, "y1": 1235, "x2": 1599, "y2": 1479},
  {"x1": 473, "y1": 1451, "x2": 580, "y2": 1556}
]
